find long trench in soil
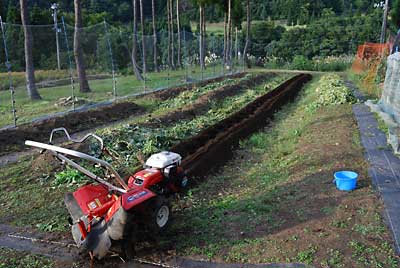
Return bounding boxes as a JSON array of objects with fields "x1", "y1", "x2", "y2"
[
  {"x1": 0, "y1": 72, "x2": 275, "y2": 167},
  {"x1": 0, "y1": 74, "x2": 311, "y2": 268},
  {"x1": 173, "y1": 73, "x2": 312, "y2": 178}
]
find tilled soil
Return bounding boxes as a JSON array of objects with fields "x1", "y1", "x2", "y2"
[
  {"x1": 144, "y1": 72, "x2": 276, "y2": 127},
  {"x1": 147, "y1": 73, "x2": 246, "y2": 101},
  {"x1": 0, "y1": 102, "x2": 144, "y2": 156},
  {"x1": 0, "y1": 73, "x2": 245, "y2": 157}
]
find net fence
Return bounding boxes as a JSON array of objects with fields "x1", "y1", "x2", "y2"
[
  {"x1": 351, "y1": 42, "x2": 390, "y2": 73},
  {"x1": 0, "y1": 20, "x2": 244, "y2": 128}
]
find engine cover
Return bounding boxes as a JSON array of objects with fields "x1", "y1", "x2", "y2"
[
  {"x1": 145, "y1": 151, "x2": 182, "y2": 169},
  {"x1": 73, "y1": 184, "x2": 113, "y2": 215},
  {"x1": 128, "y1": 168, "x2": 163, "y2": 189}
]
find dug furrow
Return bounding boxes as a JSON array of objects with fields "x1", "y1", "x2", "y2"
[
  {"x1": 171, "y1": 74, "x2": 312, "y2": 178},
  {"x1": 142, "y1": 72, "x2": 277, "y2": 127},
  {"x1": 0, "y1": 73, "x2": 245, "y2": 157}
]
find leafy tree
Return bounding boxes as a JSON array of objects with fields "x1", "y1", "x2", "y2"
[
  {"x1": 248, "y1": 22, "x2": 285, "y2": 58},
  {"x1": 391, "y1": 0, "x2": 400, "y2": 29}
]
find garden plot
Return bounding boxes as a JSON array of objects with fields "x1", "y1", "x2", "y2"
[
  {"x1": 0, "y1": 72, "x2": 309, "y2": 268},
  {"x1": 0, "y1": 72, "x2": 250, "y2": 157},
  {"x1": 0, "y1": 72, "x2": 289, "y2": 233},
  {"x1": 98, "y1": 73, "x2": 291, "y2": 171}
]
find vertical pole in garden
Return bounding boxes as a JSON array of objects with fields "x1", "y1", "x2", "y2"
[
  {"x1": 380, "y1": 0, "x2": 389, "y2": 44},
  {"x1": 183, "y1": 30, "x2": 188, "y2": 82},
  {"x1": 51, "y1": 3, "x2": 61, "y2": 70},
  {"x1": 221, "y1": 34, "x2": 225, "y2": 76},
  {"x1": 167, "y1": 63, "x2": 170, "y2": 88},
  {"x1": 141, "y1": 33, "x2": 147, "y2": 92},
  {"x1": 0, "y1": 16, "x2": 17, "y2": 127},
  {"x1": 212, "y1": 36, "x2": 216, "y2": 77},
  {"x1": 200, "y1": 32, "x2": 204, "y2": 81},
  {"x1": 235, "y1": 27, "x2": 238, "y2": 73},
  {"x1": 61, "y1": 16, "x2": 76, "y2": 110},
  {"x1": 167, "y1": 31, "x2": 171, "y2": 88},
  {"x1": 103, "y1": 20, "x2": 117, "y2": 99},
  {"x1": 242, "y1": 43, "x2": 246, "y2": 73}
]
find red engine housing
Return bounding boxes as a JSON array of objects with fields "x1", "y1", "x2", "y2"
[
  {"x1": 127, "y1": 166, "x2": 185, "y2": 193},
  {"x1": 127, "y1": 168, "x2": 163, "y2": 190}
]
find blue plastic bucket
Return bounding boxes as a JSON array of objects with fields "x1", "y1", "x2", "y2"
[{"x1": 333, "y1": 171, "x2": 358, "y2": 191}]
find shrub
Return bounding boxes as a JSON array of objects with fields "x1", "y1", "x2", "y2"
[{"x1": 292, "y1": 55, "x2": 313, "y2": 70}]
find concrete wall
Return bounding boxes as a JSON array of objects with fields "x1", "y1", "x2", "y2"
[{"x1": 381, "y1": 52, "x2": 400, "y2": 123}]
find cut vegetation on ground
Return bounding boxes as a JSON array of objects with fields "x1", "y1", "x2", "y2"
[
  {"x1": 0, "y1": 73, "x2": 398, "y2": 268},
  {"x1": 0, "y1": 72, "x2": 289, "y2": 232}
]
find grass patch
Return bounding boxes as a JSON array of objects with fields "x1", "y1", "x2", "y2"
[
  {"x1": 373, "y1": 111, "x2": 390, "y2": 137},
  {"x1": 347, "y1": 71, "x2": 382, "y2": 100},
  {"x1": 0, "y1": 247, "x2": 54, "y2": 268},
  {"x1": 0, "y1": 66, "x2": 227, "y2": 128}
]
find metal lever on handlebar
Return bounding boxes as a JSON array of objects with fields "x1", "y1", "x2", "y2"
[
  {"x1": 49, "y1": 127, "x2": 104, "y2": 150},
  {"x1": 25, "y1": 140, "x2": 129, "y2": 193}
]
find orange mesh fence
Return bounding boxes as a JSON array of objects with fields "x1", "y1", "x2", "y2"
[{"x1": 352, "y1": 43, "x2": 390, "y2": 73}]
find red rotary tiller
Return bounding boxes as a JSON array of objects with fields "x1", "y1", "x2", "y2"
[{"x1": 26, "y1": 128, "x2": 188, "y2": 259}]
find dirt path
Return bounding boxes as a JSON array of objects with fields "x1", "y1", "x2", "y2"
[{"x1": 0, "y1": 223, "x2": 305, "y2": 268}]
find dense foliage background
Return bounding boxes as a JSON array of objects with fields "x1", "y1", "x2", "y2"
[{"x1": 0, "y1": 0, "x2": 393, "y2": 71}]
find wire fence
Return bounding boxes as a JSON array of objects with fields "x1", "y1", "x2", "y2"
[{"x1": 0, "y1": 18, "x2": 245, "y2": 129}]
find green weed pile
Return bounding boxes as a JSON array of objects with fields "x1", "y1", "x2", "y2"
[{"x1": 307, "y1": 74, "x2": 356, "y2": 112}]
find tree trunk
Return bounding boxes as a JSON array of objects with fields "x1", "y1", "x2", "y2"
[
  {"x1": 202, "y1": 6, "x2": 206, "y2": 68},
  {"x1": 176, "y1": 0, "x2": 181, "y2": 68},
  {"x1": 74, "y1": 0, "x2": 91, "y2": 92},
  {"x1": 139, "y1": 0, "x2": 146, "y2": 73},
  {"x1": 227, "y1": 0, "x2": 232, "y2": 68},
  {"x1": 380, "y1": 0, "x2": 390, "y2": 43},
  {"x1": 20, "y1": 0, "x2": 41, "y2": 100},
  {"x1": 229, "y1": 23, "x2": 233, "y2": 67},
  {"x1": 243, "y1": 0, "x2": 251, "y2": 67},
  {"x1": 170, "y1": 0, "x2": 175, "y2": 69},
  {"x1": 199, "y1": 4, "x2": 204, "y2": 69},
  {"x1": 132, "y1": 0, "x2": 143, "y2": 81},
  {"x1": 235, "y1": 26, "x2": 238, "y2": 60},
  {"x1": 167, "y1": 0, "x2": 172, "y2": 68},
  {"x1": 152, "y1": 0, "x2": 159, "y2": 72},
  {"x1": 223, "y1": 12, "x2": 227, "y2": 66}
]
